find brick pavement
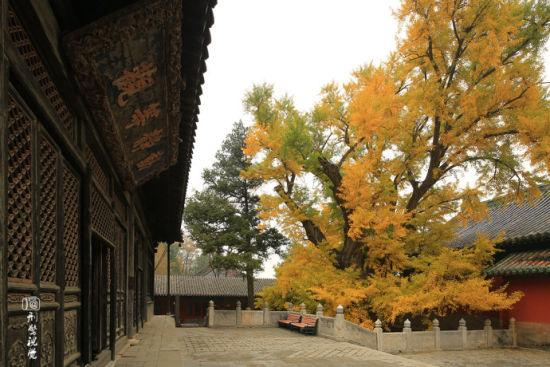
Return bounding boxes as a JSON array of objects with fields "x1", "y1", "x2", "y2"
[
  {"x1": 403, "y1": 349, "x2": 550, "y2": 367},
  {"x1": 114, "y1": 315, "x2": 435, "y2": 367}
]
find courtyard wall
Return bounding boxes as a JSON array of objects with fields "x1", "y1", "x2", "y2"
[{"x1": 206, "y1": 301, "x2": 520, "y2": 353}]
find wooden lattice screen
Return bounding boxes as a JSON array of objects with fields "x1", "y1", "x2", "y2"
[
  {"x1": 6, "y1": 90, "x2": 83, "y2": 366},
  {"x1": 63, "y1": 165, "x2": 81, "y2": 288},
  {"x1": 7, "y1": 8, "x2": 75, "y2": 140},
  {"x1": 6, "y1": 96, "x2": 34, "y2": 282},
  {"x1": 39, "y1": 136, "x2": 58, "y2": 284},
  {"x1": 91, "y1": 185, "x2": 115, "y2": 243},
  {"x1": 86, "y1": 146, "x2": 110, "y2": 194}
]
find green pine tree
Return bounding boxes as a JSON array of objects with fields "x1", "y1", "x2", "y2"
[{"x1": 184, "y1": 121, "x2": 288, "y2": 307}]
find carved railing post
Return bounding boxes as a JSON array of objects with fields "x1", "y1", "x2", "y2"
[
  {"x1": 300, "y1": 303, "x2": 306, "y2": 315},
  {"x1": 484, "y1": 319, "x2": 493, "y2": 347},
  {"x1": 433, "y1": 318, "x2": 441, "y2": 350},
  {"x1": 374, "y1": 319, "x2": 384, "y2": 351},
  {"x1": 316, "y1": 303, "x2": 324, "y2": 317},
  {"x1": 334, "y1": 305, "x2": 344, "y2": 339},
  {"x1": 207, "y1": 300, "x2": 214, "y2": 327},
  {"x1": 236, "y1": 300, "x2": 242, "y2": 326},
  {"x1": 459, "y1": 318, "x2": 467, "y2": 350},
  {"x1": 263, "y1": 301, "x2": 270, "y2": 326},
  {"x1": 402, "y1": 319, "x2": 412, "y2": 352},
  {"x1": 175, "y1": 296, "x2": 180, "y2": 326},
  {"x1": 509, "y1": 317, "x2": 517, "y2": 347}
]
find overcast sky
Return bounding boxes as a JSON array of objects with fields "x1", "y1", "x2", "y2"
[{"x1": 186, "y1": 1, "x2": 550, "y2": 278}]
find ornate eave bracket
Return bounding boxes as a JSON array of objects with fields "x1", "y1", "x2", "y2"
[{"x1": 63, "y1": 0, "x2": 183, "y2": 188}]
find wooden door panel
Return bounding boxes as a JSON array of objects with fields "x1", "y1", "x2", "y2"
[{"x1": 62, "y1": 163, "x2": 82, "y2": 366}]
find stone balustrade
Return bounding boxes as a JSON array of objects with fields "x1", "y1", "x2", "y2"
[
  {"x1": 205, "y1": 301, "x2": 518, "y2": 353},
  {"x1": 312, "y1": 304, "x2": 517, "y2": 353},
  {"x1": 207, "y1": 300, "x2": 286, "y2": 327}
]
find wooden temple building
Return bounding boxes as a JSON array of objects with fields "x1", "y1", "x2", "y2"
[
  {"x1": 451, "y1": 186, "x2": 550, "y2": 346},
  {"x1": 0, "y1": 0, "x2": 216, "y2": 366}
]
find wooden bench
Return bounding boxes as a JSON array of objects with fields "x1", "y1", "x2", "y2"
[
  {"x1": 278, "y1": 313, "x2": 301, "y2": 328},
  {"x1": 290, "y1": 315, "x2": 318, "y2": 335}
]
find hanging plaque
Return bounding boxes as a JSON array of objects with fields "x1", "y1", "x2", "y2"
[{"x1": 64, "y1": 0, "x2": 183, "y2": 186}]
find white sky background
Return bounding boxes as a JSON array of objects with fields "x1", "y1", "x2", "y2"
[{"x1": 185, "y1": 0, "x2": 550, "y2": 278}]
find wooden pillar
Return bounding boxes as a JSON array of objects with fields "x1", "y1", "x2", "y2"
[
  {"x1": 110, "y1": 245, "x2": 116, "y2": 360},
  {"x1": 0, "y1": 1, "x2": 8, "y2": 363},
  {"x1": 30, "y1": 69, "x2": 41, "y2": 367},
  {"x1": 56, "y1": 156, "x2": 66, "y2": 367},
  {"x1": 127, "y1": 199, "x2": 135, "y2": 338},
  {"x1": 80, "y1": 165, "x2": 93, "y2": 363}
]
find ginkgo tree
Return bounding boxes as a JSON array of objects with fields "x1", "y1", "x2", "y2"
[{"x1": 244, "y1": 0, "x2": 549, "y2": 325}]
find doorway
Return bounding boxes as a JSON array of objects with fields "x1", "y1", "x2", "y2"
[{"x1": 91, "y1": 234, "x2": 114, "y2": 358}]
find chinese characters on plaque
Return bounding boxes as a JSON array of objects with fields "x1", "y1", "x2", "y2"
[
  {"x1": 63, "y1": 0, "x2": 183, "y2": 186},
  {"x1": 112, "y1": 62, "x2": 157, "y2": 107},
  {"x1": 112, "y1": 61, "x2": 164, "y2": 173},
  {"x1": 125, "y1": 102, "x2": 161, "y2": 129},
  {"x1": 22, "y1": 296, "x2": 41, "y2": 360}
]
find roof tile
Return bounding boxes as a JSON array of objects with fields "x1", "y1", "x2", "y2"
[
  {"x1": 485, "y1": 249, "x2": 550, "y2": 276},
  {"x1": 154, "y1": 275, "x2": 274, "y2": 297},
  {"x1": 450, "y1": 186, "x2": 550, "y2": 248}
]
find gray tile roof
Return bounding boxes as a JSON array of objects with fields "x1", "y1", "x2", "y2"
[
  {"x1": 485, "y1": 249, "x2": 550, "y2": 276},
  {"x1": 154, "y1": 275, "x2": 275, "y2": 297},
  {"x1": 450, "y1": 186, "x2": 550, "y2": 248}
]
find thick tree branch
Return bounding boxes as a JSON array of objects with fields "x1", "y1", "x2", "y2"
[
  {"x1": 274, "y1": 185, "x2": 326, "y2": 246},
  {"x1": 317, "y1": 156, "x2": 365, "y2": 270}
]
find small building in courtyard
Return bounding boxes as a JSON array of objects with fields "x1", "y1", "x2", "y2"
[
  {"x1": 451, "y1": 186, "x2": 550, "y2": 346},
  {"x1": 154, "y1": 275, "x2": 274, "y2": 325}
]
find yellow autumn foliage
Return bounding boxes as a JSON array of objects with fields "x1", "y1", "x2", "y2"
[{"x1": 249, "y1": 0, "x2": 548, "y2": 326}]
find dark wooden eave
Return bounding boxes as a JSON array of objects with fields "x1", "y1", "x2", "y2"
[
  {"x1": 51, "y1": 0, "x2": 216, "y2": 244},
  {"x1": 141, "y1": 0, "x2": 215, "y2": 243}
]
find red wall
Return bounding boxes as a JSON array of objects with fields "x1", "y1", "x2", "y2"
[{"x1": 499, "y1": 276, "x2": 550, "y2": 324}]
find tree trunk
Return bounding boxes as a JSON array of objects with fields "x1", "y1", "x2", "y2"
[
  {"x1": 317, "y1": 156, "x2": 365, "y2": 270},
  {"x1": 246, "y1": 268, "x2": 255, "y2": 308}
]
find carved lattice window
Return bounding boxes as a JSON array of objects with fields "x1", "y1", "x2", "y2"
[
  {"x1": 39, "y1": 136, "x2": 58, "y2": 283},
  {"x1": 7, "y1": 8, "x2": 75, "y2": 139},
  {"x1": 85, "y1": 146, "x2": 109, "y2": 194},
  {"x1": 63, "y1": 165, "x2": 80, "y2": 287},
  {"x1": 91, "y1": 186, "x2": 115, "y2": 243},
  {"x1": 7, "y1": 96, "x2": 33, "y2": 282}
]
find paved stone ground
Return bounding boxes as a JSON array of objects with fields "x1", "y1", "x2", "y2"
[
  {"x1": 114, "y1": 316, "x2": 434, "y2": 367},
  {"x1": 403, "y1": 349, "x2": 550, "y2": 367}
]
